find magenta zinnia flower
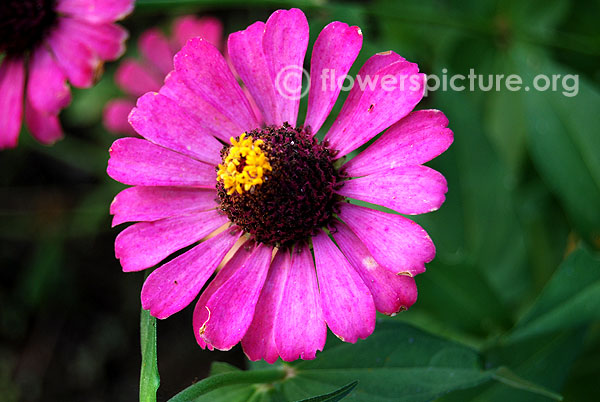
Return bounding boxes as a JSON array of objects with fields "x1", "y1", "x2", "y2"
[
  {"x1": 108, "y1": 8, "x2": 453, "y2": 362},
  {"x1": 103, "y1": 15, "x2": 223, "y2": 135},
  {"x1": 0, "y1": 0, "x2": 133, "y2": 149}
]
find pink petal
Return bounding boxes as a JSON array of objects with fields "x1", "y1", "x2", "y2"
[
  {"x1": 141, "y1": 227, "x2": 242, "y2": 319},
  {"x1": 193, "y1": 240, "x2": 253, "y2": 349},
  {"x1": 27, "y1": 47, "x2": 70, "y2": 115},
  {"x1": 274, "y1": 243, "x2": 326, "y2": 361},
  {"x1": 103, "y1": 98, "x2": 136, "y2": 135},
  {"x1": 56, "y1": 0, "x2": 134, "y2": 23},
  {"x1": 115, "y1": 59, "x2": 162, "y2": 97},
  {"x1": 335, "y1": 52, "x2": 404, "y2": 116},
  {"x1": 312, "y1": 230, "x2": 375, "y2": 343},
  {"x1": 129, "y1": 92, "x2": 223, "y2": 165},
  {"x1": 228, "y1": 21, "x2": 281, "y2": 126},
  {"x1": 139, "y1": 28, "x2": 174, "y2": 76},
  {"x1": 107, "y1": 138, "x2": 217, "y2": 187},
  {"x1": 325, "y1": 52, "x2": 425, "y2": 157},
  {"x1": 337, "y1": 165, "x2": 448, "y2": 215},
  {"x1": 115, "y1": 209, "x2": 228, "y2": 272},
  {"x1": 0, "y1": 57, "x2": 25, "y2": 149},
  {"x1": 304, "y1": 22, "x2": 363, "y2": 135},
  {"x1": 332, "y1": 222, "x2": 418, "y2": 315},
  {"x1": 199, "y1": 244, "x2": 273, "y2": 350},
  {"x1": 343, "y1": 110, "x2": 454, "y2": 176},
  {"x1": 338, "y1": 203, "x2": 435, "y2": 276},
  {"x1": 46, "y1": 23, "x2": 100, "y2": 88},
  {"x1": 173, "y1": 38, "x2": 259, "y2": 134},
  {"x1": 262, "y1": 8, "x2": 309, "y2": 127},
  {"x1": 244, "y1": 85, "x2": 264, "y2": 124},
  {"x1": 59, "y1": 17, "x2": 128, "y2": 61},
  {"x1": 172, "y1": 16, "x2": 223, "y2": 51},
  {"x1": 160, "y1": 71, "x2": 248, "y2": 142},
  {"x1": 110, "y1": 186, "x2": 219, "y2": 227},
  {"x1": 24, "y1": 99, "x2": 63, "y2": 145},
  {"x1": 322, "y1": 52, "x2": 403, "y2": 143},
  {"x1": 241, "y1": 251, "x2": 289, "y2": 363}
]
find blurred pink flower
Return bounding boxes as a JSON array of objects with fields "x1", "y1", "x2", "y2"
[
  {"x1": 103, "y1": 15, "x2": 223, "y2": 135},
  {"x1": 108, "y1": 8, "x2": 453, "y2": 363},
  {"x1": 0, "y1": 0, "x2": 134, "y2": 149}
]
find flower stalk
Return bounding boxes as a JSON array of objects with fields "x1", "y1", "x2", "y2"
[{"x1": 140, "y1": 303, "x2": 160, "y2": 402}]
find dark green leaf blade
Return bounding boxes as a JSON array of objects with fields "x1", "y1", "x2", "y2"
[
  {"x1": 451, "y1": 328, "x2": 586, "y2": 402},
  {"x1": 168, "y1": 369, "x2": 286, "y2": 402},
  {"x1": 492, "y1": 367, "x2": 562, "y2": 401},
  {"x1": 169, "y1": 322, "x2": 561, "y2": 402},
  {"x1": 514, "y1": 45, "x2": 600, "y2": 245},
  {"x1": 507, "y1": 247, "x2": 600, "y2": 343},
  {"x1": 279, "y1": 322, "x2": 510, "y2": 402},
  {"x1": 294, "y1": 381, "x2": 358, "y2": 402}
]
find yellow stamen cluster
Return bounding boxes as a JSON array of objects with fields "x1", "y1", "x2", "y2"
[{"x1": 217, "y1": 134, "x2": 272, "y2": 195}]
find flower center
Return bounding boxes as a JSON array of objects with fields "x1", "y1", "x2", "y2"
[
  {"x1": 216, "y1": 124, "x2": 344, "y2": 247},
  {"x1": 217, "y1": 134, "x2": 272, "y2": 195},
  {"x1": 0, "y1": 0, "x2": 58, "y2": 55}
]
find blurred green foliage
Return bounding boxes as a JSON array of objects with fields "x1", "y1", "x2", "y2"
[{"x1": 1, "y1": 0, "x2": 599, "y2": 401}]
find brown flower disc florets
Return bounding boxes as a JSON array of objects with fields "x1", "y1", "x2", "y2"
[
  {"x1": 0, "y1": 0, "x2": 57, "y2": 54},
  {"x1": 216, "y1": 123, "x2": 345, "y2": 247}
]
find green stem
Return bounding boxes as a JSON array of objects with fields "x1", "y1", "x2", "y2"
[
  {"x1": 167, "y1": 369, "x2": 286, "y2": 402},
  {"x1": 139, "y1": 304, "x2": 160, "y2": 402}
]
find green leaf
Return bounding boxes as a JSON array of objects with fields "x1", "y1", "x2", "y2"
[
  {"x1": 491, "y1": 367, "x2": 562, "y2": 401},
  {"x1": 140, "y1": 306, "x2": 160, "y2": 402},
  {"x1": 170, "y1": 323, "x2": 555, "y2": 401},
  {"x1": 440, "y1": 328, "x2": 582, "y2": 402},
  {"x1": 199, "y1": 363, "x2": 288, "y2": 402},
  {"x1": 514, "y1": 45, "x2": 600, "y2": 245},
  {"x1": 294, "y1": 381, "x2": 358, "y2": 402},
  {"x1": 414, "y1": 260, "x2": 512, "y2": 337},
  {"x1": 485, "y1": 55, "x2": 528, "y2": 178},
  {"x1": 562, "y1": 324, "x2": 600, "y2": 401},
  {"x1": 282, "y1": 325, "x2": 486, "y2": 402},
  {"x1": 168, "y1": 369, "x2": 286, "y2": 402},
  {"x1": 189, "y1": 384, "x2": 257, "y2": 402},
  {"x1": 516, "y1": 181, "x2": 571, "y2": 293},
  {"x1": 507, "y1": 247, "x2": 600, "y2": 343},
  {"x1": 457, "y1": 248, "x2": 599, "y2": 400},
  {"x1": 279, "y1": 322, "x2": 543, "y2": 402}
]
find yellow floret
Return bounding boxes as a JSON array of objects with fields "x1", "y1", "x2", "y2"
[{"x1": 217, "y1": 133, "x2": 272, "y2": 195}]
